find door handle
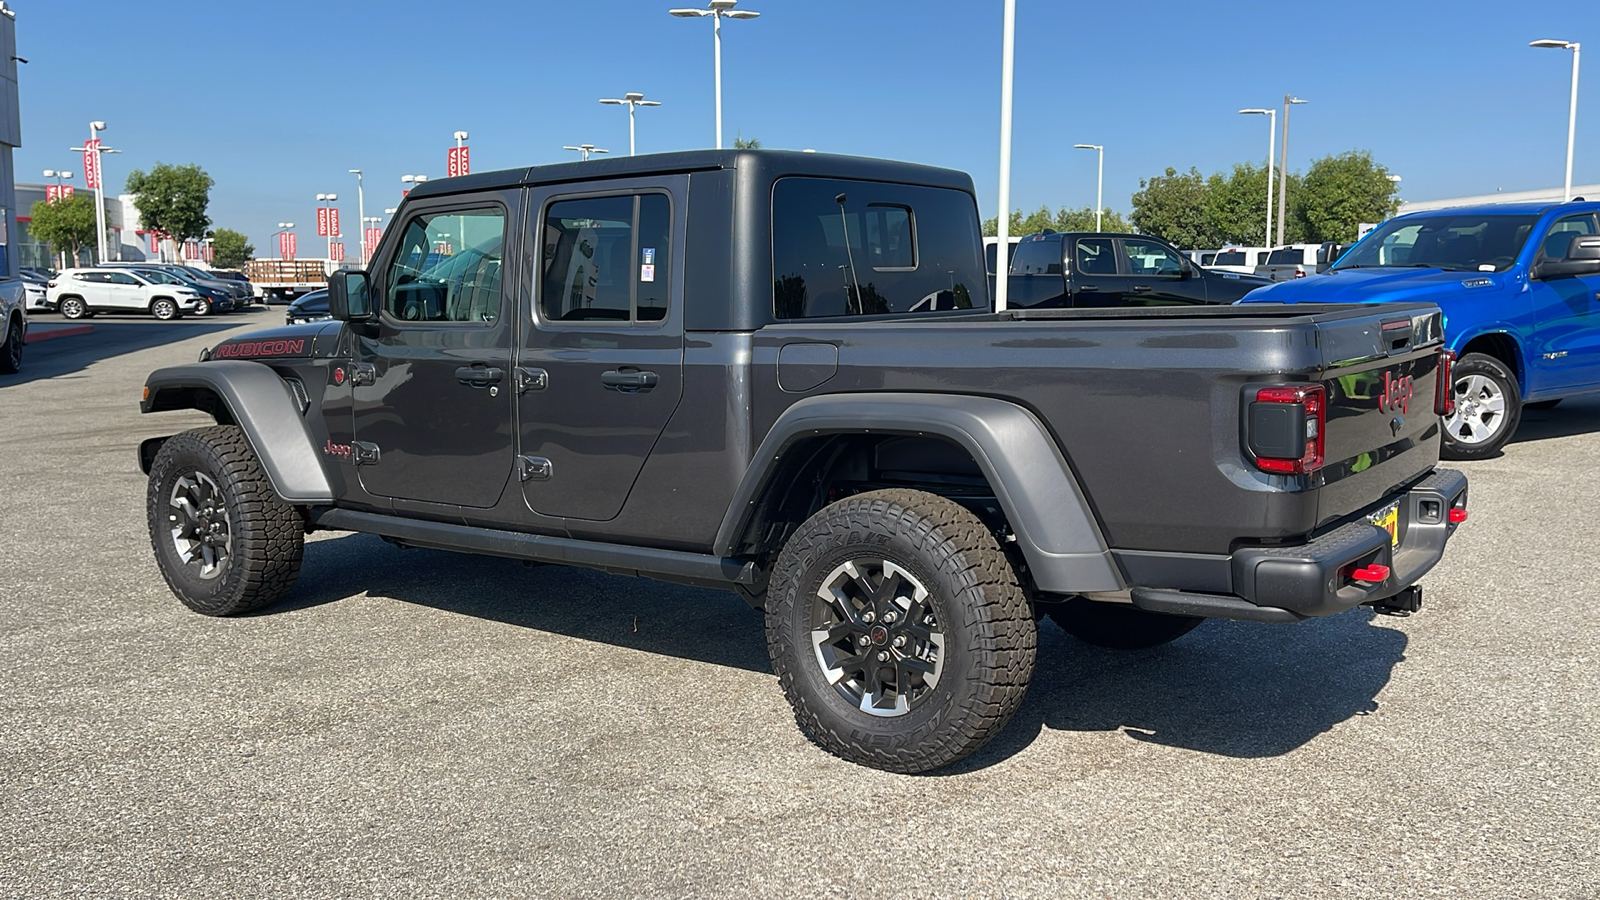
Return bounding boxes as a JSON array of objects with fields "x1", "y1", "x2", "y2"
[
  {"x1": 455, "y1": 364, "x2": 504, "y2": 387},
  {"x1": 1077, "y1": 285, "x2": 1099, "y2": 291},
  {"x1": 1132, "y1": 285, "x2": 1152, "y2": 292},
  {"x1": 601, "y1": 369, "x2": 659, "y2": 392}
]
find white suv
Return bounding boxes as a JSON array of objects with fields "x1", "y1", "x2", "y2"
[{"x1": 47, "y1": 268, "x2": 209, "y2": 320}]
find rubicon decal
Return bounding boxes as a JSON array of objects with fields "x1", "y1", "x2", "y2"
[
  {"x1": 1379, "y1": 372, "x2": 1414, "y2": 415},
  {"x1": 211, "y1": 338, "x2": 306, "y2": 359}
]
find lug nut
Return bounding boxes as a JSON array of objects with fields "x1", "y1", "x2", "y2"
[
  {"x1": 892, "y1": 635, "x2": 906, "y2": 648},
  {"x1": 858, "y1": 635, "x2": 870, "y2": 647},
  {"x1": 882, "y1": 611, "x2": 897, "y2": 624},
  {"x1": 876, "y1": 651, "x2": 889, "y2": 662},
  {"x1": 861, "y1": 611, "x2": 875, "y2": 624}
]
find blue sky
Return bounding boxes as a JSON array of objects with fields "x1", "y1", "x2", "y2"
[{"x1": 11, "y1": 0, "x2": 1596, "y2": 253}]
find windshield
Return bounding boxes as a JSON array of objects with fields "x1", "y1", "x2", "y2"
[
  {"x1": 1332, "y1": 214, "x2": 1538, "y2": 273},
  {"x1": 136, "y1": 270, "x2": 178, "y2": 284}
]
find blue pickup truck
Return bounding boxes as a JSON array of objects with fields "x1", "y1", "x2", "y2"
[{"x1": 1244, "y1": 200, "x2": 1600, "y2": 459}]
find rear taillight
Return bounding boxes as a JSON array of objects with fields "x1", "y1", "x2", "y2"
[
  {"x1": 1248, "y1": 385, "x2": 1326, "y2": 475},
  {"x1": 47, "y1": 281, "x2": 56, "y2": 288},
  {"x1": 1435, "y1": 348, "x2": 1456, "y2": 416},
  {"x1": 1294, "y1": 270, "x2": 1307, "y2": 278}
]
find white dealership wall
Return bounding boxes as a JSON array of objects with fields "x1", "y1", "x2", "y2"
[{"x1": 1399, "y1": 184, "x2": 1600, "y2": 215}]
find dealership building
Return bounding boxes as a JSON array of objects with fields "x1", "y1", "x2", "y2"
[{"x1": 1398, "y1": 184, "x2": 1600, "y2": 215}]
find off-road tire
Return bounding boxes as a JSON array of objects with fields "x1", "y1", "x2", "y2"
[
  {"x1": 766, "y1": 489, "x2": 1036, "y2": 773},
  {"x1": 0, "y1": 315, "x2": 21, "y2": 374},
  {"x1": 150, "y1": 297, "x2": 179, "y2": 320},
  {"x1": 58, "y1": 296, "x2": 87, "y2": 319},
  {"x1": 1046, "y1": 596, "x2": 1204, "y2": 649},
  {"x1": 1442, "y1": 352, "x2": 1522, "y2": 461},
  {"x1": 1525, "y1": 399, "x2": 1562, "y2": 411},
  {"x1": 147, "y1": 425, "x2": 304, "y2": 616}
]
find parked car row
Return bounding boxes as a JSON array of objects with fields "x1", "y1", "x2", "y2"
[
  {"x1": 999, "y1": 230, "x2": 1270, "y2": 308},
  {"x1": 42, "y1": 265, "x2": 264, "y2": 319}
]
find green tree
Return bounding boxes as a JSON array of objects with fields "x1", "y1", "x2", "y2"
[
  {"x1": 28, "y1": 193, "x2": 98, "y2": 263},
  {"x1": 209, "y1": 228, "x2": 254, "y2": 269},
  {"x1": 124, "y1": 162, "x2": 214, "y2": 256},
  {"x1": 733, "y1": 133, "x2": 761, "y2": 149},
  {"x1": 1130, "y1": 167, "x2": 1215, "y2": 249},
  {"x1": 982, "y1": 204, "x2": 1131, "y2": 236},
  {"x1": 1203, "y1": 163, "x2": 1306, "y2": 246},
  {"x1": 1290, "y1": 151, "x2": 1400, "y2": 243}
]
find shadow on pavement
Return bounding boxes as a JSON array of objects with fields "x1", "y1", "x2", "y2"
[
  {"x1": 276, "y1": 532, "x2": 1404, "y2": 766},
  {"x1": 1509, "y1": 395, "x2": 1600, "y2": 445},
  {"x1": 0, "y1": 319, "x2": 245, "y2": 388}
]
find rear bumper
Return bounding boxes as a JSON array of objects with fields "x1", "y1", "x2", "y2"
[{"x1": 1120, "y1": 468, "x2": 1468, "y2": 622}]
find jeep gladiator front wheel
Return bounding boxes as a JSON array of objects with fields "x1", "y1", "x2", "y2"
[
  {"x1": 765, "y1": 489, "x2": 1037, "y2": 773},
  {"x1": 146, "y1": 425, "x2": 304, "y2": 616}
]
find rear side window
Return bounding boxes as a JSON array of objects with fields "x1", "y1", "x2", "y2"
[
  {"x1": 1075, "y1": 238, "x2": 1117, "y2": 275},
  {"x1": 540, "y1": 193, "x2": 671, "y2": 323},
  {"x1": 1121, "y1": 239, "x2": 1183, "y2": 276},
  {"x1": 1009, "y1": 239, "x2": 1062, "y2": 275},
  {"x1": 385, "y1": 207, "x2": 506, "y2": 323},
  {"x1": 1213, "y1": 251, "x2": 1244, "y2": 266},
  {"x1": 772, "y1": 177, "x2": 984, "y2": 318}
]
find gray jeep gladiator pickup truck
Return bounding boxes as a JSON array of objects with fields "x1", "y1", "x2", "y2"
[{"x1": 138, "y1": 150, "x2": 1468, "y2": 773}]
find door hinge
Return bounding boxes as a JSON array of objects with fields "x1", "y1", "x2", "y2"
[
  {"x1": 517, "y1": 455, "x2": 552, "y2": 481},
  {"x1": 351, "y1": 441, "x2": 381, "y2": 466},
  {"x1": 350, "y1": 363, "x2": 377, "y2": 387},
  {"x1": 515, "y1": 367, "x2": 548, "y2": 394}
]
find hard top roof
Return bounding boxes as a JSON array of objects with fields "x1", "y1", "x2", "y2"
[{"x1": 404, "y1": 149, "x2": 975, "y2": 199}]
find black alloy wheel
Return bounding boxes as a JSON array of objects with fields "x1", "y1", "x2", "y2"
[
  {"x1": 808, "y1": 557, "x2": 947, "y2": 717},
  {"x1": 0, "y1": 316, "x2": 21, "y2": 374}
]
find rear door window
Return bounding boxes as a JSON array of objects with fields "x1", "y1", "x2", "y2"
[
  {"x1": 539, "y1": 193, "x2": 672, "y2": 324},
  {"x1": 772, "y1": 177, "x2": 985, "y2": 317},
  {"x1": 1074, "y1": 238, "x2": 1118, "y2": 275}
]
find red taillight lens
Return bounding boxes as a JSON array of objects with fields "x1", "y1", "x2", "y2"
[
  {"x1": 1251, "y1": 384, "x2": 1326, "y2": 474},
  {"x1": 1435, "y1": 348, "x2": 1456, "y2": 416},
  {"x1": 1294, "y1": 270, "x2": 1307, "y2": 278},
  {"x1": 1448, "y1": 508, "x2": 1468, "y2": 523}
]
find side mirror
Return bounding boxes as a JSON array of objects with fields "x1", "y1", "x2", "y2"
[
  {"x1": 1535, "y1": 234, "x2": 1600, "y2": 279},
  {"x1": 327, "y1": 270, "x2": 374, "y2": 321}
]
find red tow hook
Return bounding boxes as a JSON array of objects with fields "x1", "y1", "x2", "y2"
[
  {"x1": 1448, "y1": 508, "x2": 1469, "y2": 523},
  {"x1": 1351, "y1": 564, "x2": 1391, "y2": 584}
]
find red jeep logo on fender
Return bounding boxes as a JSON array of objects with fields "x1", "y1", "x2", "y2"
[{"x1": 1379, "y1": 371, "x2": 1414, "y2": 415}]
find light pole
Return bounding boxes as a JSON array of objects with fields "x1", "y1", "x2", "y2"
[
  {"x1": 68, "y1": 121, "x2": 119, "y2": 262},
  {"x1": 600, "y1": 92, "x2": 663, "y2": 156},
  {"x1": 1239, "y1": 108, "x2": 1277, "y2": 248},
  {"x1": 275, "y1": 223, "x2": 295, "y2": 262},
  {"x1": 1531, "y1": 39, "x2": 1582, "y2": 201},
  {"x1": 1072, "y1": 144, "x2": 1104, "y2": 232},
  {"x1": 669, "y1": 0, "x2": 760, "y2": 149},
  {"x1": 42, "y1": 169, "x2": 74, "y2": 268},
  {"x1": 562, "y1": 144, "x2": 609, "y2": 161},
  {"x1": 994, "y1": 0, "x2": 1016, "y2": 312},
  {"x1": 1276, "y1": 95, "x2": 1306, "y2": 246},
  {"x1": 316, "y1": 193, "x2": 339, "y2": 259},
  {"x1": 348, "y1": 169, "x2": 367, "y2": 264}
]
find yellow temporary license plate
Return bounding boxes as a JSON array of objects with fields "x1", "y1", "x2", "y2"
[{"x1": 1370, "y1": 504, "x2": 1400, "y2": 547}]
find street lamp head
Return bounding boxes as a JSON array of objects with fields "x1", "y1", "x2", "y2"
[
  {"x1": 1531, "y1": 39, "x2": 1577, "y2": 49},
  {"x1": 724, "y1": 9, "x2": 760, "y2": 18},
  {"x1": 316, "y1": 193, "x2": 327, "y2": 201},
  {"x1": 625, "y1": 92, "x2": 644, "y2": 102},
  {"x1": 638, "y1": 100, "x2": 662, "y2": 107},
  {"x1": 90, "y1": 120, "x2": 106, "y2": 131},
  {"x1": 327, "y1": 193, "x2": 338, "y2": 200},
  {"x1": 669, "y1": 8, "x2": 711, "y2": 16},
  {"x1": 1386, "y1": 175, "x2": 1402, "y2": 183},
  {"x1": 1287, "y1": 96, "x2": 1308, "y2": 105},
  {"x1": 348, "y1": 168, "x2": 361, "y2": 175},
  {"x1": 454, "y1": 130, "x2": 469, "y2": 141},
  {"x1": 411, "y1": 176, "x2": 426, "y2": 183},
  {"x1": 1238, "y1": 108, "x2": 1271, "y2": 115},
  {"x1": 42, "y1": 169, "x2": 54, "y2": 176},
  {"x1": 1073, "y1": 143, "x2": 1101, "y2": 151},
  {"x1": 709, "y1": 0, "x2": 738, "y2": 8},
  {"x1": 401, "y1": 175, "x2": 416, "y2": 183},
  {"x1": 384, "y1": 208, "x2": 397, "y2": 214},
  {"x1": 599, "y1": 98, "x2": 624, "y2": 105}
]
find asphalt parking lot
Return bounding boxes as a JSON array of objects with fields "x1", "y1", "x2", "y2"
[{"x1": 1, "y1": 317, "x2": 1595, "y2": 898}]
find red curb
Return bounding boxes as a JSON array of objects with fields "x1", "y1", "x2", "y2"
[{"x1": 25, "y1": 324, "x2": 94, "y2": 344}]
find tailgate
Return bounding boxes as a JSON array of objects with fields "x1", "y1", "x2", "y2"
[{"x1": 1314, "y1": 306, "x2": 1445, "y2": 528}]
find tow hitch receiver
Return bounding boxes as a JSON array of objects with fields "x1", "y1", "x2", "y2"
[{"x1": 1366, "y1": 586, "x2": 1423, "y2": 617}]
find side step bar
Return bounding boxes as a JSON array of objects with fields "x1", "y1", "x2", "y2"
[
  {"x1": 312, "y1": 508, "x2": 759, "y2": 589},
  {"x1": 1130, "y1": 587, "x2": 1303, "y2": 624}
]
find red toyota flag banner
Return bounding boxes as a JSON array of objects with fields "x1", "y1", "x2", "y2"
[
  {"x1": 447, "y1": 147, "x2": 459, "y2": 178},
  {"x1": 287, "y1": 233, "x2": 297, "y2": 259},
  {"x1": 316, "y1": 207, "x2": 329, "y2": 237},
  {"x1": 147, "y1": 232, "x2": 159, "y2": 254},
  {"x1": 61, "y1": 185, "x2": 74, "y2": 200},
  {"x1": 45, "y1": 185, "x2": 58, "y2": 201},
  {"x1": 328, "y1": 208, "x2": 340, "y2": 238},
  {"x1": 459, "y1": 146, "x2": 469, "y2": 176},
  {"x1": 83, "y1": 139, "x2": 101, "y2": 189},
  {"x1": 330, "y1": 241, "x2": 345, "y2": 262}
]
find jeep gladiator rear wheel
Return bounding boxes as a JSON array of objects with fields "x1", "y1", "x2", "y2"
[
  {"x1": 1046, "y1": 596, "x2": 1204, "y2": 649},
  {"x1": 146, "y1": 425, "x2": 304, "y2": 616},
  {"x1": 766, "y1": 489, "x2": 1036, "y2": 773},
  {"x1": 1442, "y1": 352, "x2": 1521, "y2": 460}
]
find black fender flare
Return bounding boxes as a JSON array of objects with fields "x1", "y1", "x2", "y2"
[
  {"x1": 714, "y1": 392, "x2": 1123, "y2": 594},
  {"x1": 140, "y1": 360, "x2": 333, "y2": 504}
]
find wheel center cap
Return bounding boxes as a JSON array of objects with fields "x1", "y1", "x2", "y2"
[{"x1": 869, "y1": 625, "x2": 890, "y2": 645}]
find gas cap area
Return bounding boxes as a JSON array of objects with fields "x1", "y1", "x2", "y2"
[{"x1": 777, "y1": 342, "x2": 839, "y2": 393}]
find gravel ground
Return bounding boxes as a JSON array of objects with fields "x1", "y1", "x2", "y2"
[{"x1": 1, "y1": 317, "x2": 1595, "y2": 898}]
